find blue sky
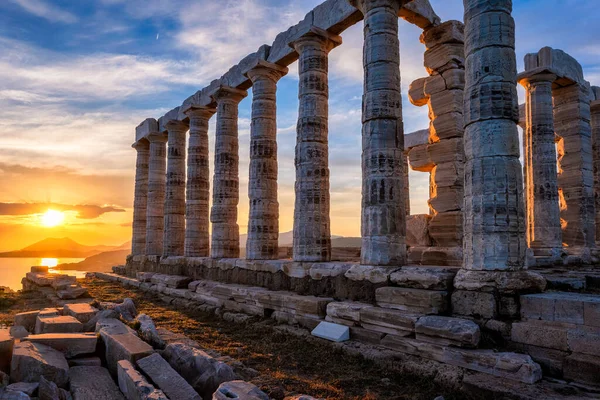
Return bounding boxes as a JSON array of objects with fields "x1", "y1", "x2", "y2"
[{"x1": 0, "y1": 0, "x2": 599, "y2": 244}]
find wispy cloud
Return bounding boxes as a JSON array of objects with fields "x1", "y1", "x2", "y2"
[{"x1": 8, "y1": 0, "x2": 78, "y2": 23}]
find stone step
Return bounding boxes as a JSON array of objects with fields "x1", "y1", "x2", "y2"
[
  {"x1": 511, "y1": 320, "x2": 600, "y2": 357},
  {"x1": 375, "y1": 287, "x2": 448, "y2": 314},
  {"x1": 35, "y1": 315, "x2": 83, "y2": 334},
  {"x1": 520, "y1": 291, "x2": 600, "y2": 327},
  {"x1": 69, "y1": 366, "x2": 125, "y2": 400},
  {"x1": 24, "y1": 333, "x2": 97, "y2": 358},
  {"x1": 359, "y1": 306, "x2": 420, "y2": 336},
  {"x1": 64, "y1": 303, "x2": 98, "y2": 323},
  {"x1": 10, "y1": 342, "x2": 69, "y2": 388},
  {"x1": 137, "y1": 353, "x2": 201, "y2": 400}
]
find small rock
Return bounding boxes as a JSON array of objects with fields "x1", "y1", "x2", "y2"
[
  {"x1": 9, "y1": 326, "x2": 29, "y2": 340},
  {"x1": 136, "y1": 314, "x2": 165, "y2": 349}
]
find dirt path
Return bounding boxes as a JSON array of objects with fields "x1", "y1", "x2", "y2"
[{"x1": 1, "y1": 278, "x2": 478, "y2": 400}]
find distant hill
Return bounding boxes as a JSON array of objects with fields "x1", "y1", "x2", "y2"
[
  {"x1": 331, "y1": 237, "x2": 361, "y2": 248},
  {"x1": 0, "y1": 237, "x2": 126, "y2": 258},
  {"x1": 56, "y1": 249, "x2": 129, "y2": 272}
]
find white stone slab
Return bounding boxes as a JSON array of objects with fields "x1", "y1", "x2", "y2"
[{"x1": 311, "y1": 321, "x2": 349, "y2": 342}]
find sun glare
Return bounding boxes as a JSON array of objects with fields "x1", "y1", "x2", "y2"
[
  {"x1": 41, "y1": 210, "x2": 65, "y2": 227},
  {"x1": 41, "y1": 258, "x2": 58, "y2": 268}
]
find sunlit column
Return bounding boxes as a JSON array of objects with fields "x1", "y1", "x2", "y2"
[
  {"x1": 131, "y1": 139, "x2": 149, "y2": 256},
  {"x1": 349, "y1": 0, "x2": 406, "y2": 266},
  {"x1": 289, "y1": 27, "x2": 342, "y2": 262},
  {"x1": 210, "y1": 86, "x2": 248, "y2": 258},
  {"x1": 592, "y1": 90, "x2": 600, "y2": 245},
  {"x1": 245, "y1": 61, "x2": 288, "y2": 260},
  {"x1": 145, "y1": 132, "x2": 168, "y2": 256},
  {"x1": 184, "y1": 107, "x2": 216, "y2": 258}
]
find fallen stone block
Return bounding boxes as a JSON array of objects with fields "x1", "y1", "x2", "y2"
[
  {"x1": 311, "y1": 322, "x2": 349, "y2": 342},
  {"x1": 136, "y1": 314, "x2": 165, "y2": 349},
  {"x1": 162, "y1": 343, "x2": 235, "y2": 399},
  {"x1": 35, "y1": 316, "x2": 83, "y2": 334},
  {"x1": 14, "y1": 311, "x2": 40, "y2": 332},
  {"x1": 38, "y1": 376, "x2": 70, "y2": 400},
  {"x1": 70, "y1": 366, "x2": 125, "y2": 400},
  {"x1": 0, "y1": 330, "x2": 14, "y2": 373},
  {"x1": 51, "y1": 276, "x2": 77, "y2": 290},
  {"x1": 25, "y1": 272, "x2": 54, "y2": 287},
  {"x1": 137, "y1": 353, "x2": 201, "y2": 400},
  {"x1": 117, "y1": 360, "x2": 167, "y2": 400},
  {"x1": 68, "y1": 357, "x2": 102, "y2": 367},
  {"x1": 359, "y1": 307, "x2": 420, "y2": 336},
  {"x1": 390, "y1": 267, "x2": 456, "y2": 290},
  {"x1": 83, "y1": 309, "x2": 119, "y2": 332},
  {"x1": 10, "y1": 342, "x2": 69, "y2": 387},
  {"x1": 325, "y1": 302, "x2": 370, "y2": 324},
  {"x1": 5, "y1": 383, "x2": 38, "y2": 397},
  {"x1": 375, "y1": 287, "x2": 448, "y2": 314},
  {"x1": 102, "y1": 332, "x2": 154, "y2": 376},
  {"x1": 0, "y1": 391, "x2": 30, "y2": 400},
  {"x1": 64, "y1": 303, "x2": 98, "y2": 324},
  {"x1": 150, "y1": 274, "x2": 191, "y2": 289},
  {"x1": 155, "y1": 328, "x2": 200, "y2": 349},
  {"x1": 9, "y1": 326, "x2": 28, "y2": 340},
  {"x1": 563, "y1": 353, "x2": 600, "y2": 386},
  {"x1": 212, "y1": 381, "x2": 269, "y2": 400},
  {"x1": 25, "y1": 333, "x2": 97, "y2": 358},
  {"x1": 415, "y1": 316, "x2": 480, "y2": 348}
]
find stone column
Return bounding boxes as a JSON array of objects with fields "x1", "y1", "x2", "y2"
[
  {"x1": 462, "y1": 0, "x2": 526, "y2": 271},
  {"x1": 184, "y1": 107, "x2": 216, "y2": 258},
  {"x1": 245, "y1": 61, "x2": 288, "y2": 260},
  {"x1": 162, "y1": 120, "x2": 189, "y2": 257},
  {"x1": 289, "y1": 27, "x2": 342, "y2": 262},
  {"x1": 349, "y1": 0, "x2": 406, "y2": 266},
  {"x1": 592, "y1": 88, "x2": 600, "y2": 245},
  {"x1": 145, "y1": 132, "x2": 168, "y2": 256},
  {"x1": 131, "y1": 139, "x2": 150, "y2": 256},
  {"x1": 519, "y1": 73, "x2": 562, "y2": 258},
  {"x1": 211, "y1": 86, "x2": 247, "y2": 259}
]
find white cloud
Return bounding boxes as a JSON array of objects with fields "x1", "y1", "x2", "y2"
[{"x1": 8, "y1": 0, "x2": 78, "y2": 23}]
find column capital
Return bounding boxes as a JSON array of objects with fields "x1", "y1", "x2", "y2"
[
  {"x1": 518, "y1": 71, "x2": 557, "y2": 87},
  {"x1": 289, "y1": 26, "x2": 342, "y2": 54},
  {"x1": 147, "y1": 132, "x2": 168, "y2": 144},
  {"x1": 348, "y1": 0, "x2": 406, "y2": 14},
  {"x1": 243, "y1": 60, "x2": 288, "y2": 84},
  {"x1": 165, "y1": 119, "x2": 189, "y2": 132},
  {"x1": 132, "y1": 139, "x2": 149, "y2": 151},
  {"x1": 184, "y1": 105, "x2": 217, "y2": 120},
  {"x1": 211, "y1": 85, "x2": 247, "y2": 104}
]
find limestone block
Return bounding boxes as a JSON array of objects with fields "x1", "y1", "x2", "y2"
[
  {"x1": 420, "y1": 246, "x2": 463, "y2": 267},
  {"x1": 162, "y1": 343, "x2": 236, "y2": 399},
  {"x1": 431, "y1": 112, "x2": 464, "y2": 141},
  {"x1": 309, "y1": 263, "x2": 352, "y2": 280},
  {"x1": 424, "y1": 43, "x2": 464, "y2": 74},
  {"x1": 136, "y1": 118, "x2": 159, "y2": 142},
  {"x1": 520, "y1": 292, "x2": 600, "y2": 325},
  {"x1": 429, "y1": 187, "x2": 462, "y2": 213},
  {"x1": 37, "y1": 375, "x2": 68, "y2": 400},
  {"x1": 404, "y1": 129, "x2": 430, "y2": 150},
  {"x1": 137, "y1": 353, "x2": 201, "y2": 400},
  {"x1": 5, "y1": 383, "x2": 38, "y2": 397},
  {"x1": 398, "y1": 0, "x2": 441, "y2": 29},
  {"x1": 344, "y1": 265, "x2": 391, "y2": 284},
  {"x1": 25, "y1": 334, "x2": 97, "y2": 358},
  {"x1": 563, "y1": 353, "x2": 600, "y2": 386},
  {"x1": 535, "y1": 47, "x2": 586, "y2": 87},
  {"x1": 415, "y1": 316, "x2": 480, "y2": 348},
  {"x1": 0, "y1": 330, "x2": 13, "y2": 373},
  {"x1": 1, "y1": 391, "x2": 29, "y2": 400},
  {"x1": 56, "y1": 285, "x2": 88, "y2": 300},
  {"x1": 423, "y1": 74, "x2": 446, "y2": 96},
  {"x1": 453, "y1": 270, "x2": 547, "y2": 294},
  {"x1": 267, "y1": 13, "x2": 312, "y2": 66},
  {"x1": 464, "y1": 6, "x2": 515, "y2": 53},
  {"x1": 420, "y1": 20, "x2": 464, "y2": 49},
  {"x1": 150, "y1": 274, "x2": 191, "y2": 289},
  {"x1": 409, "y1": 138, "x2": 463, "y2": 172},
  {"x1": 50, "y1": 276, "x2": 76, "y2": 290},
  {"x1": 375, "y1": 287, "x2": 447, "y2": 314},
  {"x1": 567, "y1": 326, "x2": 600, "y2": 357},
  {"x1": 511, "y1": 321, "x2": 568, "y2": 351},
  {"x1": 64, "y1": 303, "x2": 97, "y2": 324},
  {"x1": 158, "y1": 107, "x2": 180, "y2": 132},
  {"x1": 311, "y1": 321, "x2": 350, "y2": 342},
  {"x1": 313, "y1": 0, "x2": 361, "y2": 34},
  {"x1": 68, "y1": 357, "x2": 102, "y2": 367},
  {"x1": 9, "y1": 326, "x2": 28, "y2": 340},
  {"x1": 451, "y1": 290, "x2": 496, "y2": 319},
  {"x1": 406, "y1": 214, "x2": 432, "y2": 247},
  {"x1": 35, "y1": 316, "x2": 83, "y2": 335},
  {"x1": 212, "y1": 381, "x2": 269, "y2": 400},
  {"x1": 408, "y1": 77, "x2": 428, "y2": 106},
  {"x1": 117, "y1": 360, "x2": 167, "y2": 400},
  {"x1": 70, "y1": 366, "x2": 125, "y2": 400},
  {"x1": 10, "y1": 342, "x2": 69, "y2": 387},
  {"x1": 101, "y1": 332, "x2": 154, "y2": 376},
  {"x1": 359, "y1": 306, "x2": 420, "y2": 336},
  {"x1": 326, "y1": 302, "x2": 371, "y2": 323},
  {"x1": 390, "y1": 267, "x2": 455, "y2": 290},
  {"x1": 136, "y1": 314, "x2": 165, "y2": 349},
  {"x1": 14, "y1": 311, "x2": 40, "y2": 332},
  {"x1": 136, "y1": 272, "x2": 156, "y2": 283}
]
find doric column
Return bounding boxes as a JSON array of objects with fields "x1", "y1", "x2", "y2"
[
  {"x1": 162, "y1": 120, "x2": 189, "y2": 257},
  {"x1": 184, "y1": 107, "x2": 216, "y2": 257},
  {"x1": 210, "y1": 86, "x2": 247, "y2": 259},
  {"x1": 244, "y1": 61, "x2": 288, "y2": 260},
  {"x1": 462, "y1": 0, "x2": 526, "y2": 271},
  {"x1": 519, "y1": 73, "x2": 562, "y2": 257},
  {"x1": 592, "y1": 89, "x2": 600, "y2": 245},
  {"x1": 349, "y1": 0, "x2": 406, "y2": 266},
  {"x1": 131, "y1": 139, "x2": 150, "y2": 256},
  {"x1": 289, "y1": 27, "x2": 341, "y2": 262},
  {"x1": 145, "y1": 132, "x2": 168, "y2": 256}
]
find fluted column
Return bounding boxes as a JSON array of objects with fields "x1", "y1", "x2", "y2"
[
  {"x1": 145, "y1": 132, "x2": 168, "y2": 256},
  {"x1": 289, "y1": 27, "x2": 342, "y2": 262},
  {"x1": 131, "y1": 139, "x2": 150, "y2": 256},
  {"x1": 185, "y1": 107, "x2": 216, "y2": 257},
  {"x1": 162, "y1": 120, "x2": 189, "y2": 257},
  {"x1": 519, "y1": 73, "x2": 562, "y2": 256},
  {"x1": 350, "y1": 0, "x2": 406, "y2": 266},
  {"x1": 592, "y1": 94, "x2": 600, "y2": 245},
  {"x1": 245, "y1": 61, "x2": 288, "y2": 260},
  {"x1": 462, "y1": 0, "x2": 526, "y2": 270},
  {"x1": 211, "y1": 86, "x2": 247, "y2": 259}
]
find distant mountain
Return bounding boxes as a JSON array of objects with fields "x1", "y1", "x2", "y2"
[
  {"x1": 331, "y1": 237, "x2": 361, "y2": 248},
  {"x1": 0, "y1": 237, "x2": 125, "y2": 258},
  {"x1": 56, "y1": 249, "x2": 129, "y2": 272}
]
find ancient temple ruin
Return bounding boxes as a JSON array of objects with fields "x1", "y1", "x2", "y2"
[{"x1": 119, "y1": 0, "x2": 600, "y2": 391}]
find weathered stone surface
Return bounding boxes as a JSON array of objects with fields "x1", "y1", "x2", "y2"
[
  {"x1": 136, "y1": 272, "x2": 156, "y2": 283},
  {"x1": 451, "y1": 290, "x2": 496, "y2": 319},
  {"x1": 453, "y1": 270, "x2": 546, "y2": 294},
  {"x1": 375, "y1": 287, "x2": 447, "y2": 314},
  {"x1": 25, "y1": 333, "x2": 97, "y2": 358},
  {"x1": 398, "y1": 0, "x2": 440, "y2": 29},
  {"x1": 390, "y1": 267, "x2": 455, "y2": 290},
  {"x1": 38, "y1": 376, "x2": 66, "y2": 400},
  {"x1": 131, "y1": 139, "x2": 149, "y2": 256},
  {"x1": 117, "y1": 360, "x2": 167, "y2": 400},
  {"x1": 344, "y1": 265, "x2": 390, "y2": 284},
  {"x1": 405, "y1": 215, "x2": 432, "y2": 247},
  {"x1": 212, "y1": 381, "x2": 269, "y2": 400},
  {"x1": 70, "y1": 366, "x2": 125, "y2": 400},
  {"x1": 420, "y1": 20, "x2": 464, "y2": 49},
  {"x1": 136, "y1": 314, "x2": 165, "y2": 349},
  {"x1": 6, "y1": 383, "x2": 38, "y2": 397},
  {"x1": 0, "y1": 330, "x2": 13, "y2": 373},
  {"x1": 162, "y1": 343, "x2": 235, "y2": 400},
  {"x1": 83, "y1": 310, "x2": 119, "y2": 332},
  {"x1": 68, "y1": 357, "x2": 102, "y2": 367},
  {"x1": 326, "y1": 302, "x2": 370, "y2": 323},
  {"x1": 10, "y1": 342, "x2": 69, "y2": 388},
  {"x1": 50, "y1": 276, "x2": 77, "y2": 290},
  {"x1": 563, "y1": 353, "x2": 600, "y2": 386},
  {"x1": 35, "y1": 316, "x2": 83, "y2": 334},
  {"x1": 56, "y1": 285, "x2": 89, "y2": 300},
  {"x1": 101, "y1": 331, "x2": 154, "y2": 376},
  {"x1": 511, "y1": 321, "x2": 568, "y2": 351},
  {"x1": 9, "y1": 326, "x2": 29, "y2": 340},
  {"x1": 137, "y1": 353, "x2": 201, "y2": 400},
  {"x1": 14, "y1": 311, "x2": 40, "y2": 332},
  {"x1": 64, "y1": 304, "x2": 98, "y2": 324},
  {"x1": 521, "y1": 292, "x2": 600, "y2": 326},
  {"x1": 100, "y1": 298, "x2": 138, "y2": 321},
  {"x1": 145, "y1": 132, "x2": 167, "y2": 256},
  {"x1": 359, "y1": 307, "x2": 420, "y2": 336},
  {"x1": 415, "y1": 316, "x2": 480, "y2": 348}
]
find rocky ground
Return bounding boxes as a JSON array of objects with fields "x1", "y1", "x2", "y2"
[{"x1": 0, "y1": 277, "x2": 476, "y2": 400}]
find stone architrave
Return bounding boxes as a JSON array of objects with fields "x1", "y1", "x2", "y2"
[
  {"x1": 244, "y1": 61, "x2": 289, "y2": 260},
  {"x1": 163, "y1": 120, "x2": 189, "y2": 257},
  {"x1": 145, "y1": 132, "x2": 168, "y2": 256},
  {"x1": 462, "y1": 0, "x2": 526, "y2": 270},
  {"x1": 289, "y1": 27, "x2": 342, "y2": 262},
  {"x1": 131, "y1": 140, "x2": 150, "y2": 256},
  {"x1": 592, "y1": 88, "x2": 600, "y2": 245},
  {"x1": 210, "y1": 86, "x2": 248, "y2": 259},
  {"x1": 519, "y1": 72, "x2": 562, "y2": 257},
  {"x1": 184, "y1": 106, "x2": 216, "y2": 258},
  {"x1": 349, "y1": 0, "x2": 406, "y2": 266}
]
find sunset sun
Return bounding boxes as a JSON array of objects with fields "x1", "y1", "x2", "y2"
[{"x1": 41, "y1": 210, "x2": 65, "y2": 227}]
